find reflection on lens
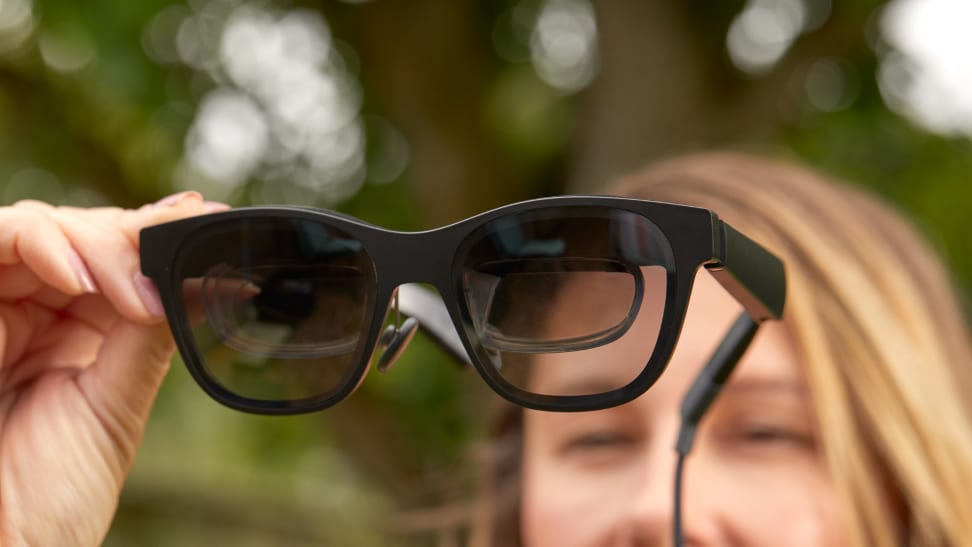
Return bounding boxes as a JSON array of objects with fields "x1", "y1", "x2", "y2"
[
  {"x1": 200, "y1": 263, "x2": 365, "y2": 358},
  {"x1": 464, "y1": 257, "x2": 640, "y2": 352},
  {"x1": 459, "y1": 207, "x2": 674, "y2": 397},
  {"x1": 175, "y1": 217, "x2": 376, "y2": 402},
  {"x1": 523, "y1": 266, "x2": 668, "y2": 396}
]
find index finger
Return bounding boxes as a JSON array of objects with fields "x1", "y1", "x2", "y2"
[
  {"x1": 50, "y1": 193, "x2": 228, "y2": 325},
  {"x1": 0, "y1": 206, "x2": 93, "y2": 296}
]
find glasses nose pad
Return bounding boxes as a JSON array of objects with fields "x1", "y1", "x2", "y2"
[
  {"x1": 397, "y1": 283, "x2": 472, "y2": 365},
  {"x1": 376, "y1": 316, "x2": 419, "y2": 372}
]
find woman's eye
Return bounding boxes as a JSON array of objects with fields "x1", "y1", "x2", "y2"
[
  {"x1": 741, "y1": 427, "x2": 792, "y2": 442},
  {"x1": 730, "y1": 425, "x2": 812, "y2": 447},
  {"x1": 564, "y1": 431, "x2": 635, "y2": 452}
]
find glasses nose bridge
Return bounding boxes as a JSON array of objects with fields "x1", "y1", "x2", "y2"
[
  {"x1": 375, "y1": 229, "x2": 456, "y2": 288},
  {"x1": 369, "y1": 230, "x2": 472, "y2": 365}
]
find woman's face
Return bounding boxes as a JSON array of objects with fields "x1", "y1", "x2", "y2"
[{"x1": 520, "y1": 272, "x2": 847, "y2": 546}]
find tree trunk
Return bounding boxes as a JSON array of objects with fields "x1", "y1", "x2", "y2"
[
  {"x1": 569, "y1": 0, "x2": 868, "y2": 192},
  {"x1": 349, "y1": 0, "x2": 535, "y2": 227}
]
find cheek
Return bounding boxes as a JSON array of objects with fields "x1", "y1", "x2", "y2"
[
  {"x1": 702, "y1": 456, "x2": 847, "y2": 546},
  {"x1": 519, "y1": 440, "x2": 849, "y2": 547},
  {"x1": 520, "y1": 473, "x2": 579, "y2": 547},
  {"x1": 520, "y1": 460, "x2": 631, "y2": 547},
  {"x1": 519, "y1": 431, "x2": 641, "y2": 547}
]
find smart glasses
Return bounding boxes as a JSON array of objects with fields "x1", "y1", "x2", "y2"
[{"x1": 140, "y1": 196, "x2": 785, "y2": 415}]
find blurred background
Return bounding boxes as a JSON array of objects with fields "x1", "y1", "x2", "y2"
[{"x1": 1, "y1": 0, "x2": 969, "y2": 544}]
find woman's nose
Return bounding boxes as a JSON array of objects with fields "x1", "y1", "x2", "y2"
[{"x1": 618, "y1": 442, "x2": 720, "y2": 546}]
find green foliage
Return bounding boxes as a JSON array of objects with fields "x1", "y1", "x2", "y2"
[{"x1": 781, "y1": 58, "x2": 972, "y2": 301}]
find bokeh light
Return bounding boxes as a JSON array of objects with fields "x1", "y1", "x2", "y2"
[
  {"x1": 529, "y1": 0, "x2": 598, "y2": 93},
  {"x1": 38, "y1": 23, "x2": 97, "y2": 73},
  {"x1": 142, "y1": 5, "x2": 191, "y2": 65},
  {"x1": 362, "y1": 115, "x2": 410, "y2": 185},
  {"x1": 185, "y1": 89, "x2": 268, "y2": 186},
  {"x1": 727, "y1": 0, "x2": 810, "y2": 74},
  {"x1": 0, "y1": 0, "x2": 35, "y2": 55},
  {"x1": 804, "y1": 57, "x2": 859, "y2": 112},
  {"x1": 879, "y1": 0, "x2": 972, "y2": 138},
  {"x1": 174, "y1": 3, "x2": 371, "y2": 204}
]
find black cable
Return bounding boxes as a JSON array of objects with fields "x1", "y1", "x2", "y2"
[
  {"x1": 672, "y1": 312, "x2": 760, "y2": 546},
  {"x1": 673, "y1": 451, "x2": 687, "y2": 546}
]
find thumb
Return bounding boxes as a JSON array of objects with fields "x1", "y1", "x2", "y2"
[{"x1": 76, "y1": 319, "x2": 176, "y2": 465}]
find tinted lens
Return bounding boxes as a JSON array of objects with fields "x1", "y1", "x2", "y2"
[
  {"x1": 174, "y1": 217, "x2": 376, "y2": 403},
  {"x1": 459, "y1": 207, "x2": 674, "y2": 396}
]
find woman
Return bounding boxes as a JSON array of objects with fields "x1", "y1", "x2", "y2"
[{"x1": 473, "y1": 152, "x2": 972, "y2": 546}]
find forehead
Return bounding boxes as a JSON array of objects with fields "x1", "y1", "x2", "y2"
[{"x1": 678, "y1": 272, "x2": 802, "y2": 387}]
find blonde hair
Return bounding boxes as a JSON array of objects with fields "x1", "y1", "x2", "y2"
[
  {"x1": 468, "y1": 151, "x2": 972, "y2": 547},
  {"x1": 608, "y1": 152, "x2": 972, "y2": 546}
]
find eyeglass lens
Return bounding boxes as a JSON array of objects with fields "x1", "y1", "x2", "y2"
[
  {"x1": 458, "y1": 208, "x2": 674, "y2": 397},
  {"x1": 174, "y1": 217, "x2": 377, "y2": 403}
]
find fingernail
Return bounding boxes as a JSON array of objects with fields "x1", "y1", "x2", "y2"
[
  {"x1": 134, "y1": 272, "x2": 165, "y2": 317},
  {"x1": 153, "y1": 191, "x2": 201, "y2": 208},
  {"x1": 68, "y1": 249, "x2": 97, "y2": 293},
  {"x1": 203, "y1": 201, "x2": 231, "y2": 213}
]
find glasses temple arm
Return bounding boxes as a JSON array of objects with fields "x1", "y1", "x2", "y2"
[
  {"x1": 396, "y1": 283, "x2": 473, "y2": 366},
  {"x1": 705, "y1": 221, "x2": 786, "y2": 322},
  {"x1": 675, "y1": 311, "x2": 759, "y2": 454},
  {"x1": 678, "y1": 218, "x2": 786, "y2": 450},
  {"x1": 673, "y1": 311, "x2": 760, "y2": 547},
  {"x1": 672, "y1": 219, "x2": 787, "y2": 546}
]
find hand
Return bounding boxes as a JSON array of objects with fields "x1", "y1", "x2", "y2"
[{"x1": 0, "y1": 193, "x2": 221, "y2": 546}]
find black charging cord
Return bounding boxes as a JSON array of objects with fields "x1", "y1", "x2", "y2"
[{"x1": 672, "y1": 312, "x2": 759, "y2": 546}]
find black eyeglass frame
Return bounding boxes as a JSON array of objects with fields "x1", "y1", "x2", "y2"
[{"x1": 140, "y1": 196, "x2": 785, "y2": 415}]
